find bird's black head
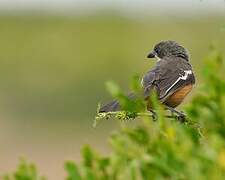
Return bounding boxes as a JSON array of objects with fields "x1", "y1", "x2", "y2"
[{"x1": 147, "y1": 40, "x2": 189, "y2": 61}]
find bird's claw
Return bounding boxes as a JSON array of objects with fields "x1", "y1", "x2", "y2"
[
  {"x1": 176, "y1": 113, "x2": 186, "y2": 122},
  {"x1": 166, "y1": 106, "x2": 187, "y2": 122},
  {"x1": 150, "y1": 110, "x2": 158, "y2": 121}
]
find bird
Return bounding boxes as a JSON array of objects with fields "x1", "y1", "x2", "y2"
[{"x1": 99, "y1": 40, "x2": 195, "y2": 119}]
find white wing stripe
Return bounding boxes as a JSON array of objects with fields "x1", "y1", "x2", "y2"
[
  {"x1": 141, "y1": 77, "x2": 144, "y2": 87},
  {"x1": 165, "y1": 70, "x2": 192, "y2": 95}
]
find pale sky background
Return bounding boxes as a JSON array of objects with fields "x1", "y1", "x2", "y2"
[{"x1": 0, "y1": 0, "x2": 224, "y2": 16}]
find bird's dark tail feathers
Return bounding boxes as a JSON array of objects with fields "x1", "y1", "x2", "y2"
[
  {"x1": 99, "y1": 93, "x2": 136, "y2": 113},
  {"x1": 99, "y1": 100, "x2": 121, "y2": 113}
]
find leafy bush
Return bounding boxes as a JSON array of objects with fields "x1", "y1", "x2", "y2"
[
  {"x1": 2, "y1": 159, "x2": 46, "y2": 180},
  {"x1": 68, "y1": 48, "x2": 225, "y2": 180},
  {"x1": 3, "y1": 48, "x2": 225, "y2": 179}
]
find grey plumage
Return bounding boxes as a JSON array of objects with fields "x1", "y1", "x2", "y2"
[
  {"x1": 99, "y1": 40, "x2": 195, "y2": 113},
  {"x1": 143, "y1": 56, "x2": 195, "y2": 102},
  {"x1": 99, "y1": 93, "x2": 136, "y2": 112}
]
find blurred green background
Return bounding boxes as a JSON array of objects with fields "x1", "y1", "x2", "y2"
[{"x1": 0, "y1": 1, "x2": 224, "y2": 179}]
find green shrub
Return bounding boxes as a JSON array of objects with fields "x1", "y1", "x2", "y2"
[
  {"x1": 2, "y1": 159, "x2": 46, "y2": 180},
  {"x1": 66, "y1": 48, "x2": 225, "y2": 180},
  {"x1": 3, "y1": 48, "x2": 225, "y2": 180}
]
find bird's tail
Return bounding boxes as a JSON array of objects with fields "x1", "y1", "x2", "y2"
[
  {"x1": 99, "y1": 93, "x2": 136, "y2": 113},
  {"x1": 99, "y1": 100, "x2": 121, "y2": 113}
]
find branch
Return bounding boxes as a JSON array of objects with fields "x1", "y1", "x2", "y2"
[{"x1": 93, "y1": 111, "x2": 187, "y2": 127}]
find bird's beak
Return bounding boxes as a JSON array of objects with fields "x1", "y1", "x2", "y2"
[{"x1": 147, "y1": 51, "x2": 156, "y2": 58}]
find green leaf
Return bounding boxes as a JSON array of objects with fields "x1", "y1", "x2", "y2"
[
  {"x1": 65, "y1": 162, "x2": 82, "y2": 180},
  {"x1": 82, "y1": 145, "x2": 94, "y2": 168},
  {"x1": 105, "y1": 81, "x2": 122, "y2": 97}
]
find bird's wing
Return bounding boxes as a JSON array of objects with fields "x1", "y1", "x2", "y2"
[
  {"x1": 100, "y1": 57, "x2": 195, "y2": 113},
  {"x1": 142, "y1": 67, "x2": 160, "y2": 98},
  {"x1": 143, "y1": 57, "x2": 195, "y2": 102}
]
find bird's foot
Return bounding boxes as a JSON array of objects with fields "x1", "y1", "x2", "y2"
[
  {"x1": 150, "y1": 110, "x2": 158, "y2": 121},
  {"x1": 175, "y1": 113, "x2": 186, "y2": 122},
  {"x1": 166, "y1": 106, "x2": 186, "y2": 122}
]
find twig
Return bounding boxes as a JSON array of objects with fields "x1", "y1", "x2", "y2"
[{"x1": 93, "y1": 111, "x2": 187, "y2": 127}]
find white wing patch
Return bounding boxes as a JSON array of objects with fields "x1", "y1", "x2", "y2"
[
  {"x1": 141, "y1": 77, "x2": 144, "y2": 87},
  {"x1": 165, "y1": 70, "x2": 192, "y2": 95}
]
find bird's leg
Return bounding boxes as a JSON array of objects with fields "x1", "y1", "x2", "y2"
[
  {"x1": 149, "y1": 110, "x2": 158, "y2": 121},
  {"x1": 166, "y1": 106, "x2": 186, "y2": 122}
]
